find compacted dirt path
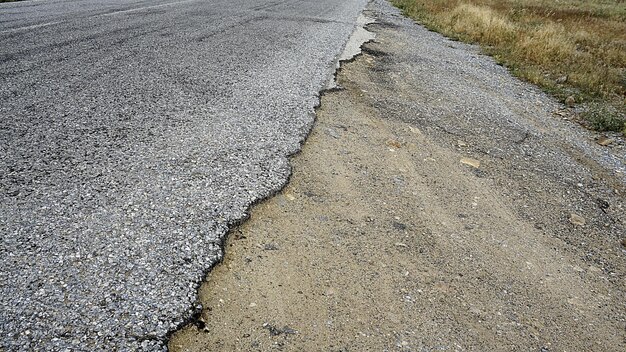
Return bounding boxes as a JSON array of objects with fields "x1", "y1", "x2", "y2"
[{"x1": 170, "y1": 1, "x2": 625, "y2": 351}]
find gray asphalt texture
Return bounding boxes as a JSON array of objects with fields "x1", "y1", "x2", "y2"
[{"x1": 0, "y1": 0, "x2": 368, "y2": 350}]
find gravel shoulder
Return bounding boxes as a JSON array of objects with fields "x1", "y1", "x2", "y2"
[{"x1": 170, "y1": 1, "x2": 625, "y2": 350}]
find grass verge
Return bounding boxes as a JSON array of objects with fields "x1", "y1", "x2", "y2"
[{"x1": 391, "y1": 0, "x2": 626, "y2": 135}]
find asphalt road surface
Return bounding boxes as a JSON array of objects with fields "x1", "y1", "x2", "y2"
[{"x1": 0, "y1": 0, "x2": 368, "y2": 350}]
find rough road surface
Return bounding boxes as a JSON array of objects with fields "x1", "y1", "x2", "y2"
[
  {"x1": 0, "y1": 0, "x2": 369, "y2": 350},
  {"x1": 170, "y1": 0, "x2": 626, "y2": 350}
]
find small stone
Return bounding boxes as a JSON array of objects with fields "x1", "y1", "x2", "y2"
[
  {"x1": 457, "y1": 140, "x2": 468, "y2": 147},
  {"x1": 325, "y1": 128, "x2": 340, "y2": 139},
  {"x1": 262, "y1": 323, "x2": 297, "y2": 336},
  {"x1": 597, "y1": 136, "x2": 614, "y2": 146},
  {"x1": 386, "y1": 139, "x2": 402, "y2": 148},
  {"x1": 249, "y1": 302, "x2": 257, "y2": 308},
  {"x1": 263, "y1": 243, "x2": 279, "y2": 251},
  {"x1": 556, "y1": 75, "x2": 568, "y2": 84},
  {"x1": 285, "y1": 194, "x2": 296, "y2": 201},
  {"x1": 460, "y1": 157, "x2": 480, "y2": 168},
  {"x1": 392, "y1": 221, "x2": 407, "y2": 230},
  {"x1": 394, "y1": 242, "x2": 408, "y2": 248},
  {"x1": 569, "y1": 213, "x2": 586, "y2": 226},
  {"x1": 282, "y1": 326, "x2": 298, "y2": 335},
  {"x1": 596, "y1": 198, "x2": 609, "y2": 210},
  {"x1": 565, "y1": 95, "x2": 576, "y2": 107}
]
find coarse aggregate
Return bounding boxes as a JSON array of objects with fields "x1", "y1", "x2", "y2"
[{"x1": 0, "y1": 0, "x2": 368, "y2": 350}]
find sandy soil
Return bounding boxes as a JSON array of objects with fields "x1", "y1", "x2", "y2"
[{"x1": 169, "y1": 2, "x2": 625, "y2": 351}]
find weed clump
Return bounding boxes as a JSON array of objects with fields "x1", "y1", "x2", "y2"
[{"x1": 583, "y1": 104, "x2": 626, "y2": 133}]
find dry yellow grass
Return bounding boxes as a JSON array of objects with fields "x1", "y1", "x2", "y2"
[
  {"x1": 441, "y1": 4, "x2": 516, "y2": 46},
  {"x1": 392, "y1": 0, "x2": 626, "y2": 134},
  {"x1": 515, "y1": 23, "x2": 576, "y2": 65}
]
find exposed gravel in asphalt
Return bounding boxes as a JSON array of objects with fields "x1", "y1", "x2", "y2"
[{"x1": 0, "y1": 0, "x2": 368, "y2": 350}]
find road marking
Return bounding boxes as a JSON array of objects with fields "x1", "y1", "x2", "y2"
[
  {"x1": 0, "y1": 21, "x2": 61, "y2": 34},
  {"x1": 100, "y1": 0, "x2": 197, "y2": 17},
  {"x1": 0, "y1": 0, "x2": 197, "y2": 34}
]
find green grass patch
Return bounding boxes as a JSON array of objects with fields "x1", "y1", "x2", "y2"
[{"x1": 583, "y1": 104, "x2": 626, "y2": 133}]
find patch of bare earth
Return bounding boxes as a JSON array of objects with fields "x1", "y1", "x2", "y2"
[{"x1": 170, "y1": 3, "x2": 625, "y2": 351}]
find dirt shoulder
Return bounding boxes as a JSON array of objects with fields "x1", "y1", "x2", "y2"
[{"x1": 169, "y1": 1, "x2": 625, "y2": 351}]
